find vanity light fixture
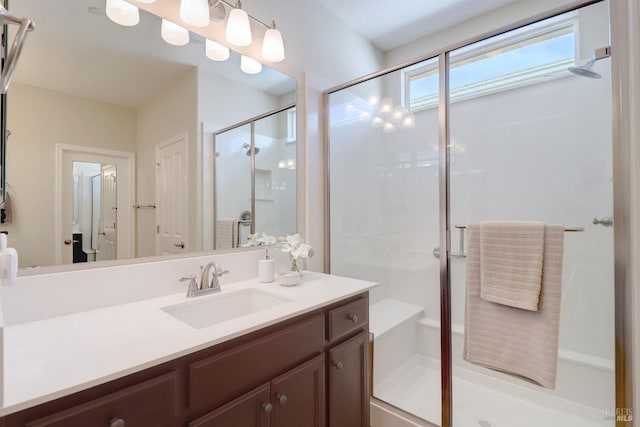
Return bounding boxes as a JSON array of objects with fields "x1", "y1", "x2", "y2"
[
  {"x1": 206, "y1": 39, "x2": 230, "y2": 61},
  {"x1": 226, "y1": 1, "x2": 252, "y2": 46},
  {"x1": 240, "y1": 55, "x2": 262, "y2": 74},
  {"x1": 180, "y1": 0, "x2": 210, "y2": 27},
  {"x1": 161, "y1": 19, "x2": 190, "y2": 46},
  {"x1": 262, "y1": 21, "x2": 285, "y2": 62},
  {"x1": 105, "y1": 0, "x2": 140, "y2": 26}
]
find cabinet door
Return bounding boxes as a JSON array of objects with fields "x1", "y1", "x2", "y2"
[
  {"x1": 271, "y1": 354, "x2": 325, "y2": 427},
  {"x1": 328, "y1": 331, "x2": 369, "y2": 427},
  {"x1": 189, "y1": 383, "x2": 271, "y2": 427}
]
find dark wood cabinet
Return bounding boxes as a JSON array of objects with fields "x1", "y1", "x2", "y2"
[
  {"x1": 1, "y1": 293, "x2": 369, "y2": 427},
  {"x1": 271, "y1": 355, "x2": 325, "y2": 427},
  {"x1": 328, "y1": 331, "x2": 369, "y2": 427},
  {"x1": 25, "y1": 372, "x2": 179, "y2": 427},
  {"x1": 188, "y1": 384, "x2": 271, "y2": 427},
  {"x1": 192, "y1": 354, "x2": 326, "y2": 427}
]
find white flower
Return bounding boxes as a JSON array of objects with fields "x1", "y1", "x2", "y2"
[
  {"x1": 280, "y1": 234, "x2": 313, "y2": 260},
  {"x1": 244, "y1": 232, "x2": 277, "y2": 247}
]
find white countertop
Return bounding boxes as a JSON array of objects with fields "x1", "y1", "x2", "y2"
[{"x1": 1, "y1": 272, "x2": 377, "y2": 416}]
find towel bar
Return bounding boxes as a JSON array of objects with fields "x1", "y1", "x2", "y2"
[
  {"x1": 433, "y1": 223, "x2": 584, "y2": 259},
  {"x1": 134, "y1": 204, "x2": 156, "y2": 209}
]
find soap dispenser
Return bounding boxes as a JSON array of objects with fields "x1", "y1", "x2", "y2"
[
  {"x1": 0, "y1": 233, "x2": 18, "y2": 286},
  {"x1": 258, "y1": 247, "x2": 275, "y2": 283}
]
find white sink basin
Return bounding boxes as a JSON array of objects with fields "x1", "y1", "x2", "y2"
[{"x1": 162, "y1": 288, "x2": 292, "y2": 329}]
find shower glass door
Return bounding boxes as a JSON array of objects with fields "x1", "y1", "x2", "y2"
[
  {"x1": 253, "y1": 107, "x2": 297, "y2": 238},
  {"x1": 214, "y1": 124, "x2": 252, "y2": 248},
  {"x1": 327, "y1": 58, "x2": 443, "y2": 425},
  {"x1": 448, "y1": 2, "x2": 614, "y2": 426}
]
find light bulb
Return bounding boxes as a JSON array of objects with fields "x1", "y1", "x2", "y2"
[
  {"x1": 379, "y1": 98, "x2": 393, "y2": 114},
  {"x1": 161, "y1": 19, "x2": 189, "y2": 46},
  {"x1": 241, "y1": 55, "x2": 262, "y2": 74},
  {"x1": 226, "y1": 7, "x2": 252, "y2": 46},
  {"x1": 262, "y1": 22, "x2": 284, "y2": 62},
  {"x1": 286, "y1": 159, "x2": 296, "y2": 169},
  {"x1": 371, "y1": 116, "x2": 384, "y2": 127},
  {"x1": 106, "y1": 0, "x2": 139, "y2": 26},
  {"x1": 205, "y1": 39, "x2": 230, "y2": 61},
  {"x1": 391, "y1": 106, "x2": 404, "y2": 123},
  {"x1": 278, "y1": 160, "x2": 286, "y2": 169},
  {"x1": 179, "y1": 0, "x2": 210, "y2": 27},
  {"x1": 383, "y1": 122, "x2": 396, "y2": 133},
  {"x1": 358, "y1": 111, "x2": 371, "y2": 121},
  {"x1": 401, "y1": 112, "x2": 416, "y2": 128},
  {"x1": 368, "y1": 95, "x2": 379, "y2": 106}
]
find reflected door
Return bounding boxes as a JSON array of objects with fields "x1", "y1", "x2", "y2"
[
  {"x1": 156, "y1": 134, "x2": 188, "y2": 255},
  {"x1": 97, "y1": 164, "x2": 117, "y2": 261}
]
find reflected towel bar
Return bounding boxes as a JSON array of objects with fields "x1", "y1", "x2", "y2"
[
  {"x1": 454, "y1": 224, "x2": 585, "y2": 232},
  {"x1": 134, "y1": 204, "x2": 156, "y2": 209}
]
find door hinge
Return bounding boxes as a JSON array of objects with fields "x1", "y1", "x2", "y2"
[{"x1": 157, "y1": 225, "x2": 160, "y2": 233}]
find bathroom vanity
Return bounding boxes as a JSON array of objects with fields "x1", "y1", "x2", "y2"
[{"x1": 0, "y1": 272, "x2": 375, "y2": 427}]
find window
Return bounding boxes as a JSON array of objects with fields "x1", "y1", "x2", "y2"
[
  {"x1": 404, "y1": 15, "x2": 577, "y2": 111},
  {"x1": 287, "y1": 108, "x2": 297, "y2": 143}
]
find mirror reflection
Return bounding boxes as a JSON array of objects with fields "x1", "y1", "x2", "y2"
[{"x1": 4, "y1": 0, "x2": 296, "y2": 269}]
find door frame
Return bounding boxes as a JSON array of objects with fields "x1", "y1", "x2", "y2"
[
  {"x1": 54, "y1": 144, "x2": 135, "y2": 265},
  {"x1": 155, "y1": 132, "x2": 189, "y2": 255}
]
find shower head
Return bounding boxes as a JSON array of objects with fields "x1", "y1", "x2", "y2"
[
  {"x1": 568, "y1": 58, "x2": 602, "y2": 79},
  {"x1": 241, "y1": 143, "x2": 260, "y2": 156}
]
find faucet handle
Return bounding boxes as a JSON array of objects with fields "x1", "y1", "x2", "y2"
[{"x1": 180, "y1": 274, "x2": 199, "y2": 298}]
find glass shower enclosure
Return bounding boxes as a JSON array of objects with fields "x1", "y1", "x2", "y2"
[
  {"x1": 212, "y1": 105, "x2": 297, "y2": 249},
  {"x1": 326, "y1": 2, "x2": 615, "y2": 426}
]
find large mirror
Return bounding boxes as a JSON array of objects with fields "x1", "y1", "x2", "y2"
[{"x1": 3, "y1": 0, "x2": 296, "y2": 270}]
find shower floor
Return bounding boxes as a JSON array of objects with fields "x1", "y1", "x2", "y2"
[{"x1": 374, "y1": 355, "x2": 609, "y2": 427}]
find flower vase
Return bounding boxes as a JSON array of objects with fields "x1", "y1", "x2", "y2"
[{"x1": 277, "y1": 256, "x2": 301, "y2": 286}]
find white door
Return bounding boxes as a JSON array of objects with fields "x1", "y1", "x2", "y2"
[
  {"x1": 156, "y1": 134, "x2": 188, "y2": 255},
  {"x1": 56, "y1": 144, "x2": 135, "y2": 265},
  {"x1": 97, "y1": 164, "x2": 117, "y2": 261}
]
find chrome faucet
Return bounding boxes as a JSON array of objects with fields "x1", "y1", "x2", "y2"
[{"x1": 179, "y1": 262, "x2": 229, "y2": 298}]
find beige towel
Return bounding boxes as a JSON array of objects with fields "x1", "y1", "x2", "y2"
[
  {"x1": 480, "y1": 221, "x2": 545, "y2": 311},
  {"x1": 464, "y1": 223, "x2": 564, "y2": 389},
  {"x1": 215, "y1": 219, "x2": 237, "y2": 249}
]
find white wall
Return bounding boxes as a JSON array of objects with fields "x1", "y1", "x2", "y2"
[
  {"x1": 6, "y1": 83, "x2": 137, "y2": 268},
  {"x1": 136, "y1": 68, "x2": 199, "y2": 257}
]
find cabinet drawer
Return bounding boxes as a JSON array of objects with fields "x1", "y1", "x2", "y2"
[
  {"x1": 26, "y1": 371, "x2": 178, "y2": 427},
  {"x1": 328, "y1": 297, "x2": 368, "y2": 342},
  {"x1": 189, "y1": 313, "x2": 324, "y2": 413}
]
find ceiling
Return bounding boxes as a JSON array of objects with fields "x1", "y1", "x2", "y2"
[
  {"x1": 8, "y1": 0, "x2": 522, "y2": 107},
  {"x1": 318, "y1": 0, "x2": 521, "y2": 51}
]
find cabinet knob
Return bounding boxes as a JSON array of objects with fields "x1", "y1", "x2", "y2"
[
  {"x1": 276, "y1": 393, "x2": 288, "y2": 405},
  {"x1": 333, "y1": 360, "x2": 343, "y2": 370},
  {"x1": 109, "y1": 418, "x2": 125, "y2": 427},
  {"x1": 262, "y1": 402, "x2": 273, "y2": 414},
  {"x1": 347, "y1": 313, "x2": 358, "y2": 323}
]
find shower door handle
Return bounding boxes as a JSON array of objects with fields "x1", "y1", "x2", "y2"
[{"x1": 593, "y1": 217, "x2": 613, "y2": 227}]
